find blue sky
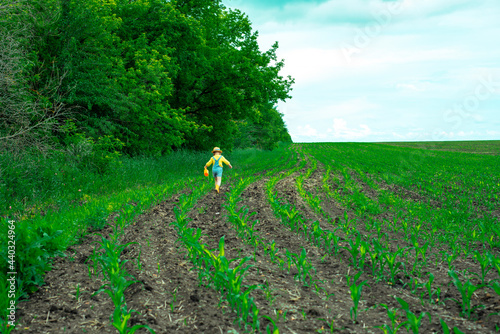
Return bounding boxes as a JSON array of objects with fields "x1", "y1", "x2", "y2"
[{"x1": 223, "y1": 0, "x2": 500, "y2": 142}]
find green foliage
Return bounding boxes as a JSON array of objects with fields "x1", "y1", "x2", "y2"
[
  {"x1": 169, "y1": 3, "x2": 294, "y2": 150},
  {"x1": 64, "y1": 133, "x2": 124, "y2": 174},
  {"x1": 4, "y1": 0, "x2": 293, "y2": 155},
  {"x1": 395, "y1": 297, "x2": 431, "y2": 334},
  {"x1": 448, "y1": 270, "x2": 484, "y2": 319},
  {"x1": 0, "y1": 0, "x2": 67, "y2": 153},
  {"x1": 234, "y1": 107, "x2": 292, "y2": 150}
]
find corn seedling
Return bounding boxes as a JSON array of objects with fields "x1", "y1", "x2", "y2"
[
  {"x1": 489, "y1": 282, "x2": 500, "y2": 316},
  {"x1": 375, "y1": 304, "x2": 405, "y2": 334},
  {"x1": 343, "y1": 233, "x2": 362, "y2": 268},
  {"x1": 420, "y1": 273, "x2": 441, "y2": 304},
  {"x1": 347, "y1": 271, "x2": 369, "y2": 323},
  {"x1": 407, "y1": 277, "x2": 421, "y2": 294},
  {"x1": 263, "y1": 315, "x2": 280, "y2": 334},
  {"x1": 415, "y1": 241, "x2": 430, "y2": 267},
  {"x1": 74, "y1": 284, "x2": 81, "y2": 301},
  {"x1": 441, "y1": 251, "x2": 458, "y2": 270},
  {"x1": 448, "y1": 270, "x2": 484, "y2": 319},
  {"x1": 92, "y1": 236, "x2": 154, "y2": 334},
  {"x1": 382, "y1": 248, "x2": 405, "y2": 284},
  {"x1": 318, "y1": 318, "x2": 340, "y2": 333},
  {"x1": 262, "y1": 281, "x2": 277, "y2": 307},
  {"x1": 312, "y1": 278, "x2": 326, "y2": 295},
  {"x1": 292, "y1": 248, "x2": 316, "y2": 285},
  {"x1": 395, "y1": 297, "x2": 431, "y2": 334},
  {"x1": 324, "y1": 231, "x2": 342, "y2": 256},
  {"x1": 169, "y1": 288, "x2": 178, "y2": 312},
  {"x1": 472, "y1": 251, "x2": 493, "y2": 285},
  {"x1": 368, "y1": 248, "x2": 383, "y2": 278},
  {"x1": 136, "y1": 248, "x2": 142, "y2": 272},
  {"x1": 285, "y1": 250, "x2": 294, "y2": 273},
  {"x1": 440, "y1": 318, "x2": 465, "y2": 334}
]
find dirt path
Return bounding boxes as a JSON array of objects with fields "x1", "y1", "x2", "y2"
[
  {"x1": 186, "y1": 182, "x2": 336, "y2": 333},
  {"x1": 235, "y1": 177, "x2": 361, "y2": 332},
  {"x1": 15, "y1": 191, "x2": 240, "y2": 334}
]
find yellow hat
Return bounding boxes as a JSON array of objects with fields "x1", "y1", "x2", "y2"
[{"x1": 212, "y1": 147, "x2": 222, "y2": 153}]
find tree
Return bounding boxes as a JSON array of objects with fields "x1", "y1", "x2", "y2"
[
  {"x1": 0, "y1": 0, "x2": 69, "y2": 154},
  {"x1": 234, "y1": 105, "x2": 292, "y2": 150},
  {"x1": 170, "y1": 1, "x2": 294, "y2": 150},
  {"x1": 1, "y1": 0, "x2": 294, "y2": 156},
  {"x1": 41, "y1": 0, "x2": 200, "y2": 154}
]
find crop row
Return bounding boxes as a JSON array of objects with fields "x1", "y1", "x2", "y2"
[
  {"x1": 164, "y1": 148, "x2": 296, "y2": 332},
  {"x1": 309, "y1": 143, "x2": 499, "y2": 246},
  {"x1": 1, "y1": 147, "x2": 296, "y2": 332},
  {"x1": 294, "y1": 146, "x2": 500, "y2": 331},
  {"x1": 91, "y1": 148, "x2": 299, "y2": 333}
]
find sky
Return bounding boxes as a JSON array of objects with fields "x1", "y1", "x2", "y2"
[{"x1": 222, "y1": 0, "x2": 500, "y2": 143}]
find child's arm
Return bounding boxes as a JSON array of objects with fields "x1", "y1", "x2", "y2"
[
  {"x1": 222, "y1": 157, "x2": 233, "y2": 168},
  {"x1": 204, "y1": 158, "x2": 214, "y2": 169}
]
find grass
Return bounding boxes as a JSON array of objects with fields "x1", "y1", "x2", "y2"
[
  {"x1": 380, "y1": 140, "x2": 500, "y2": 155},
  {"x1": 1, "y1": 147, "x2": 280, "y2": 217}
]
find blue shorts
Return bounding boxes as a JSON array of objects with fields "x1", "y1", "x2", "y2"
[{"x1": 212, "y1": 167, "x2": 223, "y2": 177}]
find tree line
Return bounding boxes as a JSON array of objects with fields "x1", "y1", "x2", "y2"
[{"x1": 0, "y1": 0, "x2": 294, "y2": 156}]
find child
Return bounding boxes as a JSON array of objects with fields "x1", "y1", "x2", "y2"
[{"x1": 204, "y1": 147, "x2": 232, "y2": 193}]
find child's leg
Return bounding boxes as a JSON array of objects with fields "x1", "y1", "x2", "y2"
[
  {"x1": 215, "y1": 177, "x2": 221, "y2": 193},
  {"x1": 214, "y1": 177, "x2": 221, "y2": 186}
]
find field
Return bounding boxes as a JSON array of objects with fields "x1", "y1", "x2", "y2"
[
  {"x1": 2, "y1": 142, "x2": 500, "y2": 333},
  {"x1": 380, "y1": 140, "x2": 500, "y2": 155}
]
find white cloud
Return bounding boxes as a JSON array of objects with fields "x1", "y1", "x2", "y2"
[
  {"x1": 225, "y1": 0, "x2": 500, "y2": 142},
  {"x1": 457, "y1": 131, "x2": 477, "y2": 137},
  {"x1": 471, "y1": 114, "x2": 484, "y2": 122},
  {"x1": 233, "y1": 0, "x2": 480, "y2": 27},
  {"x1": 487, "y1": 130, "x2": 500, "y2": 136},
  {"x1": 295, "y1": 124, "x2": 319, "y2": 137},
  {"x1": 301, "y1": 97, "x2": 380, "y2": 122},
  {"x1": 329, "y1": 118, "x2": 372, "y2": 139},
  {"x1": 396, "y1": 83, "x2": 427, "y2": 92}
]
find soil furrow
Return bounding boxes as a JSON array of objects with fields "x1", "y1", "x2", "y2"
[
  {"x1": 15, "y1": 191, "x2": 240, "y2": 334},
  {"x1": 187, "y1": 183, "x2": 339, "y2": 333},
  {"x1": 274, "y1": 164, "x2": 496, "y2": 333}
]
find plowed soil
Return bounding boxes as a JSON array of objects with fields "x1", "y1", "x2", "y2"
[{"x1": 14, "y1": 156, "x2": 499, "y2": 333}]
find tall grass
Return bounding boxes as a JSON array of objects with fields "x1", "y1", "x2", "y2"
[{"x1": 1, "y1": 147, "x2": 272, "y2": 217}]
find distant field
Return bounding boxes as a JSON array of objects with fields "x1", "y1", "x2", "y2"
[{"x1": 380, "y1": 140, "x2": 500, "y2": 155}]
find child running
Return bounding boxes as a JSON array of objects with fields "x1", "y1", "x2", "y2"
[{"x1": 204, "y1": 147, "x2": 232, "y2": 193}]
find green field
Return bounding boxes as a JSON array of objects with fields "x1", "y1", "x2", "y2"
[
  {"x1": 381, "y1": 140, "x2": 500, "y2": 155},
  {"x1": 2, "y1": 142, "x2": 500, "y2": 333}
]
